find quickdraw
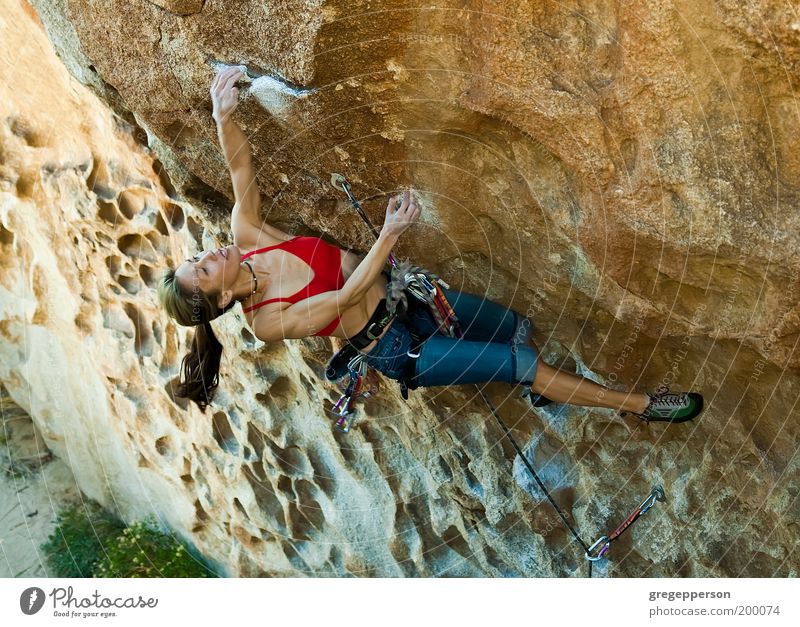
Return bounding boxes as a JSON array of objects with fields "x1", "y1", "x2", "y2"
[
  {"x1": 586, "y1": 484, "x2": 666, "y2": 562},
  {"x1": 329, "y1": 353, "x2": 370, "y2": 433},
  {"x1": 330, "y1": 173, "x2": 399, "y2": 268},
  {"x1": 385, "y1": 261, "x2": 461, "y2": 339}
]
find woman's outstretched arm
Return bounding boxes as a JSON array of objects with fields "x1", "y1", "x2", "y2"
[{"x1": 211, "y1": 67, "x2": 292, "y2": 242}]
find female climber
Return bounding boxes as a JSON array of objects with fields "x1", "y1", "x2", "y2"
[{"x1": 158, "y1": 66, "x2": 704, "y2": 423}]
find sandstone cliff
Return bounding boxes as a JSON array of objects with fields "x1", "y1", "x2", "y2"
[{"x1": 1, "y1": 0, "x2": 797, "y2": 576}]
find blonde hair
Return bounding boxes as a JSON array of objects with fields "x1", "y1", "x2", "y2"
[{"x1": 157, "y1": 268, "x2": 234, "y2": 411}]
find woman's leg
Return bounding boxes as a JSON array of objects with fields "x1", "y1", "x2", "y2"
[
  {"x1": 531, "y1": 360, "x2": 649, "y2": 413},
  {"x1": 414, "y1": 289, "x2": 649, "y2": 413},
  {"x1": 414, "y1": 334, "x2": 648, "y2": 413}
]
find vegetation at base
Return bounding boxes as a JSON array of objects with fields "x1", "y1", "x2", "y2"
[
  {"x1": 40, "y1": 500, "x2": 125, "y2": 577},
  {"x1": 41, "y1": 499, "x2": 219, "y2": 578}
]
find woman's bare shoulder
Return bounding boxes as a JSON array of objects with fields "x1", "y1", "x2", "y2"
[{"x1": 232, "y1": 218, "x2": 294, "y2": 249}]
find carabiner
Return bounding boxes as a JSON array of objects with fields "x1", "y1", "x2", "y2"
[
  {"x1": 419, "y1": 275, "x2": 437, "y2": 293},
  {"x1": 334, "y1": 411, "x2": 355, "y2": 433},
  {"x1": 640, "y1": 484, "x2": 666, "y2": 515},
  {"x1": 585, "y1": 535, "x2": 610, "y2": 562}
]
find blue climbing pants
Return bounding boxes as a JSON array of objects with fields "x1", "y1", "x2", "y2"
[{"x1": 363, "y1": 288, "x2": 539, "y2": 388}]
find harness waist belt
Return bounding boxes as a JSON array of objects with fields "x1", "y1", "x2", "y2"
[{"x1": 348, "y1": 298, "x2": 395, "y2": 350}]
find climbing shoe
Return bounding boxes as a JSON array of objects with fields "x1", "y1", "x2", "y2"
[
  {"x1": 638, "y1": 391, "x2": 704, "y2": 423},
  {"x1": 521, "y1": 388, "x2": 553, "y2": 408}
]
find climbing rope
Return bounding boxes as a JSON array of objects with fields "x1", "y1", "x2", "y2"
[
  {"x1": 475, "y1": 386, "x2": 595, "y2": 577},
  {"x1": 329, "y1": 173, "x2": 666, "y2": 577}
]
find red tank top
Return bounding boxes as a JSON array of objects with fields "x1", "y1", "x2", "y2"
[{"x1": 239, "y1": 236, "x2": 346, "y2": 336}]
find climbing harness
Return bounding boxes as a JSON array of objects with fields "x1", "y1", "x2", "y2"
[
  {"x1": 327, "y1": 173, "x2": 667, "y2": 576},
  {"x1": 327, "y1": 173, "x2": 459, "y2": 431}
]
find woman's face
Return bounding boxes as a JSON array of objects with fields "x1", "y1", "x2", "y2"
[{"x1": 174, "y1": 244, "x2": 242, "y2": 305}]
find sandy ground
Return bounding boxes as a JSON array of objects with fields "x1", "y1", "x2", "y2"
[
  {"x1": 0, "y1": 398, "x2": 81, "y2": 579},
  {"x1": 0, "y1": 456, "x2": 80, "y2": 578}
]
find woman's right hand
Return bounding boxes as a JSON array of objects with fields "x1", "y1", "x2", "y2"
[
  {"x1": 211, "y1": 67, "x2": 244, "y2": 124},
  {"x1": 381, "y1": 190, "x2": 421, "y2": 238}
]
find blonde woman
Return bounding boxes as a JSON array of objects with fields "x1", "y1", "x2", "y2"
[{"x1": 158, "y1": 67, "x2": 704, "y2": 424}]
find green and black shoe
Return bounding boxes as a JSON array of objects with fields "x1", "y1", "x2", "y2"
[{"x1": 638, "y1": 391, "x2": 704, "y2": 423}]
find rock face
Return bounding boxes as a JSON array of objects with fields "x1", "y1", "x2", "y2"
[{"x1": 2, "y1": 0, "x2": 797, "y2": 576}]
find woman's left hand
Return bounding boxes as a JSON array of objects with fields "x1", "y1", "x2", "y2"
[
  {"x1": 381, "y1": 190, "x2": 421, "y2": 239},
  {"x1": 211, "y1": 67, "x2": 244, "y2": 124}
]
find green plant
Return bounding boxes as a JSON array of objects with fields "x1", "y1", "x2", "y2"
[
  {"x1": 41, "y1": 500, "x2": 126, "y2": 577},
  {"x1": 41, "y1": 502, "x2": 219, "y2": 578},
  {"x1": 93, "y1": 515, "x2": 218, "y2": 578}
]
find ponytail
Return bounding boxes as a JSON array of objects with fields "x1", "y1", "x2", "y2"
[
  {"x1": 158, "y1": 268, "x2": 234, "y2": 411},
  {"x1": 177, "y1": 321, "x2": 223, "y2": 412}
]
